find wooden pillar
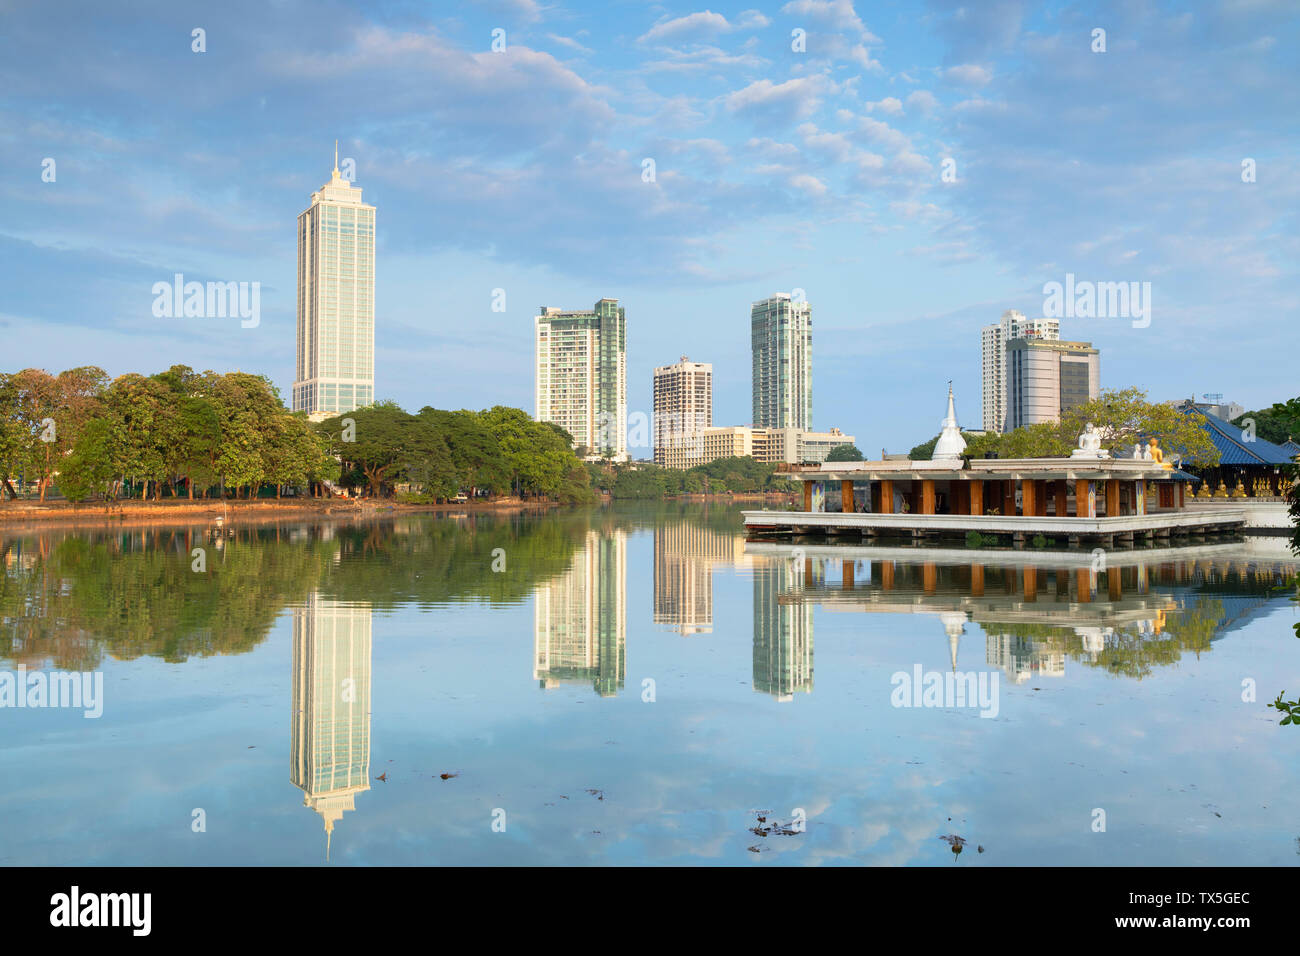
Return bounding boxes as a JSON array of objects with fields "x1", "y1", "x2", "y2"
[
  {"x1": 969, "y1": 479, "x2": 984, "y2": 516},
  {"x1": 921, "y1": 479, "x2": 936, "y2": 515},
  {"x1": 804, "y1": 557, "x2": 814, "y2": 581},
  {"x1": 881, "y1": 560, "x2": 894, "y2": 590},
  {"x1": 842, "y1": 559, "x2": 854, "y2": 589},
  {"x1": 1003, "y1": 480, "x2": 1016, "y2": 517},
  {"x1": 1055, "y1": 481, "x2": 1068, "y2": 517},
  {"x1": 970, "y1": 563, "x2": 984, "y2": 596},
  {"x1": 923, "y1": 562, "x2": 936, "y2": 594},
  {"x1": 802, "y1": 481, "x2": 812, "y2": 512},
  {"x1": 1108, "y1": 569, "x2": 1121, "y2": 601},
  {"x1": 1076, "y1": 567, "x2": 1092, "y2": 602},
  {"x1": 879, "y1": 479, "x2": 894, "y2": 514},
  {"x1": 1023, "y1": 566, "x2": 1037, "y2": 602},
  {"x1": 955, "y1": 482, "x2": 970, "y2": 515},
  {"x1": 1022, "y1": 479, "x2": 1036, "y2": 518},
  {"x1": 1177, "y1": 482, "x2": 1184, "y2": 508},
  {"x1": 1034, "y1": 480, "x2": 1048, "y2": 516},
  {"x1": 1076, "y1": 479, "x2": 1095, "y2": 518},
  {"x1": 1106, "y1": 479, "x2": 1120, "y2": 517},
  {"x1": 841, "y1": 479, "x2": 855, "y2": 514}
]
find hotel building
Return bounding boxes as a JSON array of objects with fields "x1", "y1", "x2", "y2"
[
  {"x1": 980, "y1": 310, "x2": 1059, "y2": 432},
  {"x1": 535, "y1": 299, "x2": 628, "y2": 461},
  {"x1": 292, "y1": 150, "x2": 376, "y2": 418},
  {"x1": 751, "y1": 294, "x2": 812, "y2": 430}
]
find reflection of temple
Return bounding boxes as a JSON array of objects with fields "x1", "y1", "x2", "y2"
[
  {"x1": 749, "y1": 542, "x2": 1300, "y2": 681},
  {"x1": 534, "y1": 529, "x2": 627, "y2": 696},
  {"x1": 290, "y1": 593, "x2": 372, "y2": 860},
  {"x1": 753, "y1": 560, "x2": 814, "y2": 701},
  {"x1": 653, "y1": 522, "x2": 749, "y2": 635}
]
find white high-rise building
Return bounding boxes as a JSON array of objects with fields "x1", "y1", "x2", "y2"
[
  {"x1": 293, "y1": 146, "x2": 376, "y2": 418},
  {"x1": 653, "y1": 356, "x2": 712, "y2": 468},
  {"x1": 980, "y1": 310, "x2": 1059, "y2": 432},
  {"x1": 535, "y1": 299, "x2": 627, "y2": 461}
]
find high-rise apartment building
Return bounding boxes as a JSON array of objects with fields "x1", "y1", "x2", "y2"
[
  {"x1": 293, "y1": 149, "x2": 375, "y2": 418},
  {"x1": 1005, "y1": 338, "x2": 1100, "y2": 430},
  {"x1": 751, "y1": 294, "x2": 812, "y2": 430},
  {"x1": 653, "y1": 356, "x2": 712, "y2": 468},
  {"x1": 535, "y1": 299, "x2": 627, "y2": 461},
  {"x1": 980, "y1": 310, "x2": 1059, "y2": 432}
]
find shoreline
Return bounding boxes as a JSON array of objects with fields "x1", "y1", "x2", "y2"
[{"x1": 0, "y1": 491, "x2": 796, "y2": 533}]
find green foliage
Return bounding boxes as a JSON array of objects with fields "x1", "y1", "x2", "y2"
[
  {"x1": 825, "y1": 444, "x2": 864, "y2": 462},
  {"x1": 1271, "y1": 692, "x2": 1300, "y2": 727},
  {"x1": 962, "y1": 387, "x2": 1221, "y2": 466},
  {"x1": 1240, "y1": 397, "x2": 1300, "y2": 445},
  {"x1": 602, "y1": 456, "x2": 795, "y2": 499}
]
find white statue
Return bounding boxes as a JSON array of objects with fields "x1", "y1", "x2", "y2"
[{"x1": 1070, "y1": 423, "x2": 1111, "y2": 459}]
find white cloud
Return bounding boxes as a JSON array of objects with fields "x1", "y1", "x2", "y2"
[
  {"x1": 780, "y1": 0, "x2": 880, "y2": 42},
  {"x1": 790, "y1": 173, "x2": 828, "y2": 196},
  {"x1": 864, "y1": 96, "x2": 904, "y2": 115},
  {"x1": 639, "y1": 8, "x2": 771, "y2": 45},
  {"x1": 905, "y1": 90, "x2": 938, "y2": 113},
  {"x1": 943, "y1": 63, "x2": 993, "y2": 87},
  {"x1": 725, "y1": 75, "x2": 834, "y2": 122}
]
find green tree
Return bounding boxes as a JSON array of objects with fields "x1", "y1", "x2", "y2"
[{"x1": 826, "y1": 443, "x2": 865, "y2": 462}]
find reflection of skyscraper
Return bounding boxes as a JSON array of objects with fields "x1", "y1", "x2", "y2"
[
  {"x1": 534, "y1": 529, "x2": 626, "y2": 696},
  {"x1": 752, "y1": 560, "x2": 814, "y2": 701},
  {"x1": 291, "y1": 592, "x2": 372, "y2": 858},
  {"x1": 653, "y1": 522, "x2": 748, "y2": 635}
]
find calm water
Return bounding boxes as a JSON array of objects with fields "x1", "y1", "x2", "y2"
[{"x1": 2, "y1": 503, "x2": 1298, "y2": 866}]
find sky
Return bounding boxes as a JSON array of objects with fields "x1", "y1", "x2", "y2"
[{"x1": 0, "y1": 0, "x2": 1296, "y2": 454}]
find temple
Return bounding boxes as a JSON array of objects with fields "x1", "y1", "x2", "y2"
[{"x1": 745, "y1": 386, "x2": 1252, "y2": 546}]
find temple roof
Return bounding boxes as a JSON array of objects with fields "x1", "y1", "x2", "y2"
[{"x1": 1185, "y1": 408, "x2": 1297, "y2": 466}]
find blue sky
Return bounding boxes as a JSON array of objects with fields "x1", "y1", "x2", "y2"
[{"x1": 1, "y1": 0, "x2": 1296, "y2": 452}]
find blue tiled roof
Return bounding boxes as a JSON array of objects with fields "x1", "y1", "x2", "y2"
[
  {"x1": 1283, "y1": 438, "x2": 1300, "y2": 456},
  {"x1": 1187, "y1": 409, "x2": 1298, "y2": 465}
]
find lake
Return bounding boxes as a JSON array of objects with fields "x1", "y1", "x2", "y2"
[{"x1": 1, "y1": 502, "x2": 1298, "y2": 865}]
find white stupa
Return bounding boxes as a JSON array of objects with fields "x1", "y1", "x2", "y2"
[{"x1": 932, "y1": 383, "x2": 967, "y2": 460}]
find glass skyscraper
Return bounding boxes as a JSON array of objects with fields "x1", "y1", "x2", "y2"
[
  {"x1": 751, "y1": 294, "x2": 812, "y2": 430},
  {"x1": 292, "y1": 151, "x2": 375, "y2": 417}
]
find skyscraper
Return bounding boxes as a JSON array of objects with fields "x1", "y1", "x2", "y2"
[
  {"x1": 751, "y1": 293, "x2": 812, "y2": 430},
  {"x1": 1005, "y1": 337, "x2": 1100, "y2": 430},
  {"x1": 292, "y1": 147, "x2": 376, "y2": 418},
  {"x1": 653, "y1": 356, "x2": 712, "y2": 468},
  {"x1": 535, "y1": 299, "x2": 627, "y2": 461},
  {"x1": 980, "y1": 310, "x2": 1059, "y2": 432}
]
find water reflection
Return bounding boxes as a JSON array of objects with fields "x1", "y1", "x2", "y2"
[
  {"x1": 653, "y1": 521, "x2": 751, "y2": 635},
  {"x1": 290, "y1": 593, "x2": 372, "y2": 859},
  {"x1": 533, "y1": 528, "x2": 626, "y2": 696},
  {"x1": 747, "y1": 542, "x2": 1297, "y2": 682}
]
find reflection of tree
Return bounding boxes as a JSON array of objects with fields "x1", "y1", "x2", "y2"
[
  {"x1": 0, "y1": 514, "x2": 590, "y2": 669},
  {"x1": 985, "y1": 597, "x2": 1228, "y2": 679}
]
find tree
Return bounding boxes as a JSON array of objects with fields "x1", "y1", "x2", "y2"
[
  {"x1": 319, "y1": 402, "x2": 424, "y2": 497},
  {"x1": 1240, "y1": 397, "x2": 1300, "y2": 445},
  {"x1": 1064, "y1": 388, "x2": 1219, "y2": 466},
  {"x1": 826, "y1": 444, "x2": 864, "y2": 462}
]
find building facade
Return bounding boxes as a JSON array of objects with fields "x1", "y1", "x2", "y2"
[
  {"x1": 658, "y1": 424, "x2": 855, "y2": 469},
  {"x1": 980, "y1": 310, "x2": 1060, "y2": 432},
  {"x1": 1005, "y1": 337, "x2": 1100, "y2": 429},
  {"x1": 653, "y1": 356, "x2": 712, "y2": 467},
  {"x1": 292, "y1": 153, "x2": 376, "y2": 417},
  {"x1": 751, "y1": 293, "x2": 812, "y2": 430},
  {"x1": 535, "y1": 299, "x2": 628, "y2": 461}
]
